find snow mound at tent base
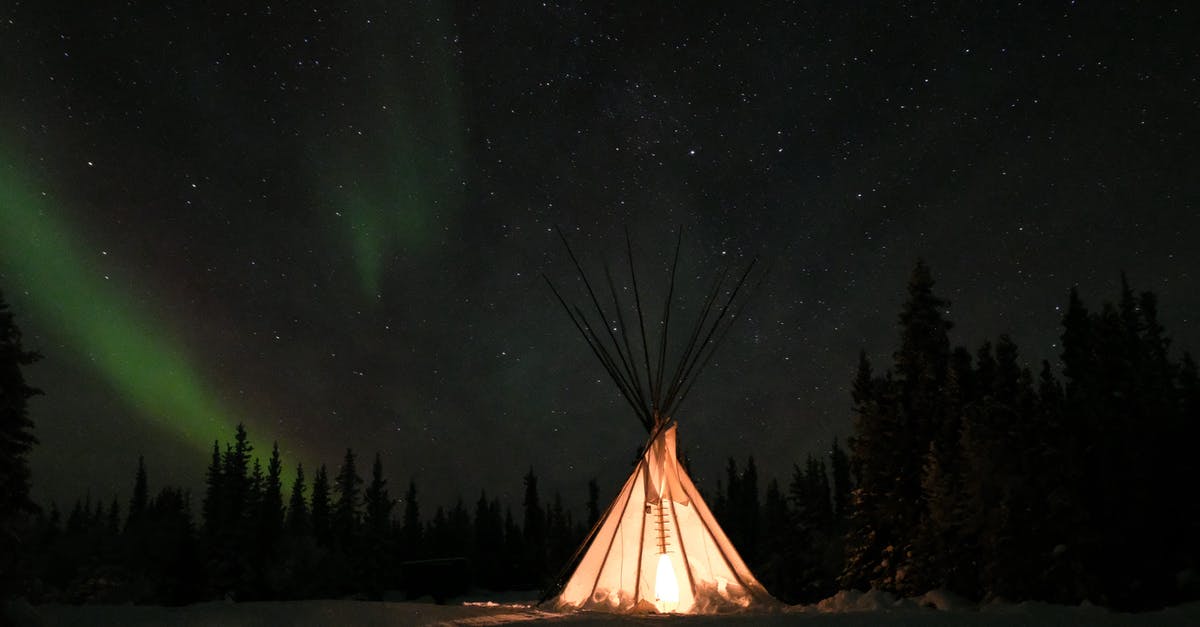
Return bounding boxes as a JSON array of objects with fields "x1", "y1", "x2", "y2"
[{"x1": 815, "y1": 589, "x2": 911, "y2": 612}]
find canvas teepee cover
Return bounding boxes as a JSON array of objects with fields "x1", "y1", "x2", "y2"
[{"x1": 554, "y1": 423, "x2": 774, "y2": 613}]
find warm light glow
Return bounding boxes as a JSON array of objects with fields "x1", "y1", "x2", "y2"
[{"x1": 654, "y1": 553, "x2": 679, "y2": 610}]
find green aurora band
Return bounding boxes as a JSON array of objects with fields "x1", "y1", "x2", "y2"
[
  {"x1": 0, "y1": 153, "x2": 282, "y2": 459},
  {"x1": 324, "y1": 1, "x2": 464, "y2": 298},
  {"x1": 340, "y1": 144, "x2": 434, "y2": 297}
]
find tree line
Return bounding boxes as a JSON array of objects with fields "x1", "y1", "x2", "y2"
[
  {"x1": 22, "y1": 427, "x2": 602, "y2": 604},
  {"x1": 20, "y1": 425, "x2": 854, "y2": 606},
  {"x1": 3, "y1": 265, "x2": 1198, "y2": 609},
  {"x1": 838, "y1": 262, "x2": 1200, "y2": 610},
  {"x1": 708, "y1": 443, "x2": 851, "y2": 604}
]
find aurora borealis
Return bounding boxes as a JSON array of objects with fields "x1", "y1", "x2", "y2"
[
  {"x1": 1, "y1": 3, "x2": 1197, "y2": 513},
  {"x1": 0, "y1": 147, "x2": 270, "y2": 458},
  {"x1": 315, "y1": 2, "x2": 465, "y2": 298}
]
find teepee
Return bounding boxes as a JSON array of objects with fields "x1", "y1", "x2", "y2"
[{"x1": 542, "y1": 228, "x2": 777, "y2": 614}]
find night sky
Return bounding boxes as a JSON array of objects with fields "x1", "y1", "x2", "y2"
[{"x1": 2, "y1": 3, "x2": 1197, "y2": 513}]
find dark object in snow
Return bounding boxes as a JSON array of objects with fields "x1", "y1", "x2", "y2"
[{"x1": 401, "y1": 557, "x2": 470, "y2": 604}]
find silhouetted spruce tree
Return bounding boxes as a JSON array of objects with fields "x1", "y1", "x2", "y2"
[
  {"x1": 1181, "y1": 352, "x2": 1200, "y2": 577},
  {"x1": 719, "y1": 458, "x2": 742, "y2": 548},
  {"x1": 1083, "y1": 279, "x2": 1186, "y2": 608},
  {"x1": 429, "y1": 507, "x2": 450, "y2": 555},
  {"x1": 788, "y1": 456, "x2": 836, "y2": 601},
  {"x1": 805, "y1": 457, "x2": 833, "y2": 534},
  {"x1": 1130, "y1": 288, "x2": 1180, "y2": 605},
  {"x1": 139, "y1": 487, "x2": 201, "y2": 604},
  {"x1": 0, "y1": 288, "x2": 41, "y2": 598},
  {"x1": 332, "y1": 449, "x2": 362, "y2": 550},
  {"x1": 31, "y1": 504, "x2": 66, "y2": 594},
  {"x1": 758, "y1": 478, "x2": 795, "y2": 601},
  {"x1": 222, "y1": 424, "x2": 254, "y2": 530},
  {"x1": 123, "y1": 456, "x2": 153, "y2": 589},
  {"x1": 1107, "y1": 292, "x2": 1147, "y2": 606},
  {"x1": 1061, "y1": 288, "x2": 1095, "y2": 393},
  {"x1": 401, "y1": 480, "x2": 421, "y2": 560},
  {"x1": 521, "y1": 468, "x2": 545, "y2": 585},
  {"x1": 842, "y1": 350, "x2": 895, "y2": 590},
  {"x1": 502, "y1": 506, "x2": 523, "y2": 588},
  {"x1": 321, "y1": 457, "x2": 359, "y2": 596},
  {"x1": 742, "y1": 456, "x2": 761, "y2": 565},
  {"x1": 449, "y1": 498, "x2": 471, "y2": 555},
  {"x1": 286, "y1": 464, "x2": 309, "y2": 536},
  {"x1": 844, "y1": 261, "x2": 955, "y2": 594},
  {"x1": 236, "y1": 456, "x2": 266, "y2": 598},
  {"x1": 891, "y1": 259, "x2": 953, "y2": 593},
  {"x1": 128, "y1": 455, "x2": 149, "y2": 529},
  {"x1": 967, "y1": 338, "x2": 1009, "y2": 598},
  {"x1": 66, "y1": 499, "x2": 87, "y2": 535},
  {"x1": 362, "y1": 453, "x2": 392, "y2": 599},
  {"x1": 276, "y1": 461, "x2": 320, "y2": 600},
  {"x1": 310, "y1": 465, "x2": 332, "y2": 547},
  {"x1": 586, "y1": 478, "x2": 600, "y2": 528},
  {"x1": 85, "y1": 494, "x2": 122, "y2": 601},
  {"x1": 787, "y1": 458, "x2": 816, "y2": 590},
  {"x1": 204, "y1": 425, "x2": 252, "y2": 593},
  {"x1": 710, "y1": 454, "x2": 758, "y2": 576},
  {"x1": 472, "y1": 492, "x2": 503, "y2": 589},
  {"x1": 917, "y1": 436, "x2": 970, "y2": 596},
  {"x1": 99, "y1": 495, "x2": 123, "y2": 583},
  {"x1": 239, "y1": 443, "x2": 283, "y2": 598},
  {"x1": 1182, "y1": 352, "x2": 1199, "y2": 420},
  {"x1": 57, "y1": 498, "x2": 85, "y2": 595},
  {"x1": 1140, "y1": 291, "x2": 1188, "y2": 585},
  {"x1": 201, "y1": 441, "x2": 223, "y2": 537},
  {"x1": 913, "y1": 345, "x2": 975, "y2": 597},
  {"x1": 829, "y1": 438, "x2": 851, "y2": 523},
  {"x1": 1033, "y1": 357, "x2": 1085, "y2": 602},
  {"x1": 1138, "y1": 291, "x2": 1173, "y2": 396},
  {"x1": 246, "y1": 460, "x2": 264, "y2": 536},
  {"x1": 1010, "y1": 363, "x2": 1042, "y2": 590},
  {"x1": 1052, "y1": 286, "x2": 1102, "y2": 602},
  {"x1": 363, "y1": 454, "x2": 391, "y2": 538},
  {"x1": 261, "y1": 443, "x2": 284, "y2": 542},
  {"x1": 106, "y1": 498, "x2": 121, "y2": 536},
  {"x1": 969, "y1": 337, "x2": 1044, "y2": 600},
  {"x1": 1060, "y1": 289, "x2": 1136, "y2": 605},
  {"x1": 247, "y1": 457, "x2": 264, "y2": 517},
  {"x1": 545, "y1": 492, "x2": 573, "y2": 579},
  {"x1": 713, "y1": 478, "x2": 728, "y2": 530},
  {"x1": 51, "y1": 499, "x2": 86, "y2": 598}
]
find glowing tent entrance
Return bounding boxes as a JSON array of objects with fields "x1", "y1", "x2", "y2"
[
  {"x1": 554, "y1": 423, "x2": 774, "y2": 613},
  {"x1": 542, "y1": 228, "x2": 778, "y2": 614}
]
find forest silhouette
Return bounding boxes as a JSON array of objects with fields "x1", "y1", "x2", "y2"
[{"x1": 2, "y1": 261, "x2": 1197, "y2": 610}]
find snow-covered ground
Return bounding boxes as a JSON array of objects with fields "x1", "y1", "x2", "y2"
[{"x1": 7, "y1": 591, "x2": 1200, "y2": 627}]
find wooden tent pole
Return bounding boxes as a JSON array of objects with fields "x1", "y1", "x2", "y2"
[{"x1": 653, "y1": 230, "x2": 683, "y2": 408}]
